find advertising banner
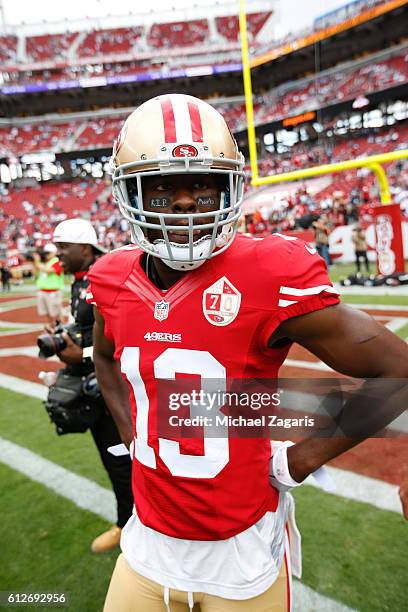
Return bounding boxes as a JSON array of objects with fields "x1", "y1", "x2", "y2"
[{"x1": 372, "y1": 203, "x2": 405, "y2": 275}]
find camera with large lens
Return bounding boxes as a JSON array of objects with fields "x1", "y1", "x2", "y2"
[{"x1": 37, "y1": 323, "x2": 82, "y2": 359}]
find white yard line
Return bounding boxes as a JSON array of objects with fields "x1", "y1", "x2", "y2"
[
  {"x1": 293, "y1": 583, "x2": 356, "y2": 612},
  {"x1": 381, "y1": 317, "x2": 408, "y2": 333},
  {"x1": 0, "y1": 326, "x2": 43, "y2": 337},
  {"x1": 306, "y1": 467, "x2": 401, "y2": 514},
  {"x1": 0, "y1": 320, "x2": 40, "y2": 328},
  {"x1": 0, "y1": 437, "x2": 116, "y2": 523},
  {"x1": 0, "y1": 299, "x2": 37, "y2": 313},
  {"x1": 0, "y1": 346, "x2": 59, "y2": 360},
  {"x1": 0, "y1": 373, "x2": 47, "y2": 400}
]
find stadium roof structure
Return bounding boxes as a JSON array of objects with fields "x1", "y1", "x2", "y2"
[{"x1": 0, "y1": 0, "x2": 274, "y2": 35}]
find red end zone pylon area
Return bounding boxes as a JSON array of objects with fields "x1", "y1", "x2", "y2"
[{"x1": 0, "y1": 291, "x2": 407, "y2": 489}]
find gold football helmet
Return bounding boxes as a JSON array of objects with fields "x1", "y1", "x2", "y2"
[{"x1": 110, "y1": 94, "x2": 245, "y2": 270}]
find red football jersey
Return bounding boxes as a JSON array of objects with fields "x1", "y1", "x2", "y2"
[{"x1": 88, "y1": 234, "x2": 339, "y2": 540}]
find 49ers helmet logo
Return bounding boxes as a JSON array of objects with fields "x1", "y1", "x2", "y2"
[{"x1": 172, "y1": 144, "x2": 198, "y2": 158}]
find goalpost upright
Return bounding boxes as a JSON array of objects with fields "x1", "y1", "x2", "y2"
[{"x1": 238, "y1": 0, "x2": 408, "y2": 205}]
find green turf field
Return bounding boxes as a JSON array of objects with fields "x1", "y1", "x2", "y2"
[
  {"x1": 1, "y1": 387, "x2": 407, "y2": 611},
  {"x1": 329, "y1": 263, "x2": 376, "y2": 282},
  {"x1": 0, "y1": 464, "x2": 116, "y2": 612},
  {"x1": 341, "y1": 295, "x2": 408, "y2": 306}
]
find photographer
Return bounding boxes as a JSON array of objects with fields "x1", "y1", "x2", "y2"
[{"x1": 40, "y1": 218, "x2": 133, "y2": 553}]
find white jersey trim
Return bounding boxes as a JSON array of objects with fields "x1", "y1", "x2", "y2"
[{"x1": 279, "y1": 284, "x2": 339, "y2": 297}]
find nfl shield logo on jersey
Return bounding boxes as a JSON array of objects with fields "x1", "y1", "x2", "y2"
[
  {"x1": 154, "y1": 300, "x2": 170, "y2": 322},
  {"x1": 203, "y1": 276, "x2": 241, "y2": 327}
]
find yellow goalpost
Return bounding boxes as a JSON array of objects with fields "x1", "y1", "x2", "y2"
[{"x1": 238, "y1": 0, "x2": 408, "y2": 204}]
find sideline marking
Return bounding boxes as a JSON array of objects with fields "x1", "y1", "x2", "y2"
[{"x1": 0, "y1": 436, "x2": 116, "y2": 523}]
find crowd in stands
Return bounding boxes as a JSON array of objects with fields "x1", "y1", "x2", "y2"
[
  {"x1": 74, "y1": 117, "x2": 124, "y2": 151},
  {"x1": 0, "y1": 35, "x2": 17, "y2": 64},
  {"x1": 244, "y1": 156, "x2": 408, "y2": 238},
  {"x1": 148, "y1": 20, "x2": 209, "y2": 49},
  {"x1": 26, "y1": 32, "x2": 78, "y2": 63},
  {"x1": 0, "y1": 122, "x2": 76, "y2": 157},
  {"x1": 0, "y1": 11, "x2": 271, "y2": 72},
  {"x1": 255, "y1": 122, "x2": 408, "y2": 178},
  {"x1": 0, "y1": 179, "x2": 111, "y2": 253},
  {"x1": 1, "y1": 121, "x2": 407, "y2": 253},
  {"x1": 78, "y1": 27, "x2": 144, "y2": 58},
  {"x1": 221, "y1": 49, "x2": 408, "y2": 131},
  {"x1": 215, "y1": 12, "x2": 271, "y2": 42}
]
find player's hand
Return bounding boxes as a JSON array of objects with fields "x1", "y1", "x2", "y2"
[
  {"x1": 399, "y1": 480, "x2": 408, "y2": 519},
  {"x1": 44, "y1": 324, "x2": 55, "y2": 334},
  {"x1": 286, "y1": 444, "x2": 310, "y2": 484},
  {"x1": 57, "y1": 332, "x2": 83, "y2": 364}
]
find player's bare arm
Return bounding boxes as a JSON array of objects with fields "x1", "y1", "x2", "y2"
[
  {"x1": 269, "y1": 303, "x2": 408, "y2": 483},
  {"x1": 93, "y1": 306, "x2": 133, "y2": 447}
]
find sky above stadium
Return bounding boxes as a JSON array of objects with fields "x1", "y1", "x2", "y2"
[{"x1": 2, "y1": 0, "x2": 350, "y2": 34}]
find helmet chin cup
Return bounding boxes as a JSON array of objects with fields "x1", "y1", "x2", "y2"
[
  {"x1": 162, "y1": 258, "x2": 206, "y2": 272},
  {"x1": 153, "y1": 238, "x2": 212, "y2": 270}
]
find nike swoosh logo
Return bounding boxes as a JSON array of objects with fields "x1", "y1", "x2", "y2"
[{"x1": 305, "y1": 245, "x2": 317, "y2": 255}]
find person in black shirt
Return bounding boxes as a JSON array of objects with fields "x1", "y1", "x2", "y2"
[
  {"x1": 51, "y1": 218, "x2": 133, "y2": 553},
  {"x1": 1, "y1": 263, "x2": 11, "y2": 292}
]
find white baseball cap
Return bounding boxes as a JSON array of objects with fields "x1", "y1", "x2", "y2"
[
  {"x1": 53, "y1": 219, "x2": 106, "y2": 253},
  {"x1": 43, "y1": 243, "x2": 58, "y2": 254}
]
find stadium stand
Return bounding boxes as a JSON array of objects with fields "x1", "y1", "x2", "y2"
[
  {"x1": 0, "y1": 10, "x2": 275, "y2": 76},
  {"x1": 0, "y1": 35, "x2": 17, "y2": 63},
  {"x1": 223, "y1": 48, "x2": 408, "y2": 130},
  {"x1": 0, "y1": 122, "x2": 76, "y2": 156},
  {"x1": 75, "y1": 117, "x2": 125, "y2": 150},
  {"x1": 25, "y1": 32, "x2": 79, "y2": 62},
  {"x1": 147, "y1": 19, "x2": 209, "y2": 49},
  {"x1": 215, "y1": 11, "x2": 272, "y2": 42},
  {"x1": 77, "y1": 26, "x2": 144, "y2": 57}
]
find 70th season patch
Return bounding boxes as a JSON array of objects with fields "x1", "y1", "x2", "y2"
[{"x1": 202, "y1": 276, "x2": 241, "y2": 326}]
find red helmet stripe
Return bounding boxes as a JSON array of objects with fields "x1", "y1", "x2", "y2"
[
  {"x1": 160, "y1": 96, "x2": 176, "y2": 143},
  {"x1": 187, "y1": 102, "x2": 203, "y2": 143}
]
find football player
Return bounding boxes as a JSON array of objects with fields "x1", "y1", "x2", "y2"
[{"x1": 88, "y1": 94, "x2": 408, "y2": 611}]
